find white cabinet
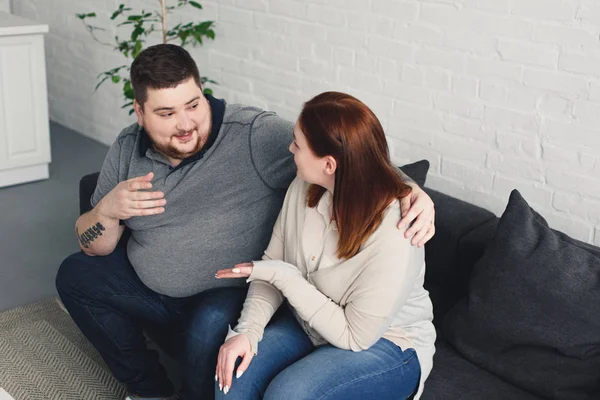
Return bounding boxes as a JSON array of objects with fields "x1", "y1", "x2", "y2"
[{"x1": 0, "y1": 12, "x2": 50, "y2": 188}]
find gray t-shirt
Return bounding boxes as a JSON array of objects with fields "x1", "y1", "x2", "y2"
[{"x1": 91, "y1": 98, "x2": 296, "y2": 297}]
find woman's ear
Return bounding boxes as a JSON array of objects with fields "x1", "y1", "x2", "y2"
[{"x1": 324, "y1": 155, "x2": 337, "y2": 176}]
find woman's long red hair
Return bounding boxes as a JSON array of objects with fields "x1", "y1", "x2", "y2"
[{"x1": 299, "y1": 91, "x2": 411, "y2": 259}]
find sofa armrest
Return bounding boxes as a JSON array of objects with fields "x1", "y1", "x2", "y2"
[{"x1": 79, "y1": 172, "x2": 100, "y2": 215}]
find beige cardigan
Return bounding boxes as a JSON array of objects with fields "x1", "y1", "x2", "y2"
[{"x1": 228, "y1": 177, "x2": 436, "y2": 398}]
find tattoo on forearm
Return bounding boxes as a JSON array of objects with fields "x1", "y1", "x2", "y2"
[{"x1": 77, "y1": 222, "x2": 105, "y2": 248}]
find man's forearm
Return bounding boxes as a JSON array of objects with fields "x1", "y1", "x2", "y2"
[{"x1": 75, "y1": 206, "x2": 123, "y2": 256}]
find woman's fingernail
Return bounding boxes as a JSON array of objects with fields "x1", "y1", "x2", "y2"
[
  {"x1": 232, "y1": 268, "x2": 240, "y2": 273},
  {"x1": 215, "y1": 374, "x2": 218, "y2": 382},
  {"x1": 224, "y1": 385, "x2": 229, "y2": 395},
  {"x1": 219, "y1": 383, "x2": 223, "y2": 391},
  {"x1": 236, "y1": 370, "x2": 244, "y2": 379}
]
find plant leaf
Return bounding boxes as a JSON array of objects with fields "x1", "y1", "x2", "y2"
[
  {"x1": 132, "y1": 41, "x2": 143, "y2": 58},
  {"x1": 123, "y1": 81, "x2": 135, "y2": 100},
  {"x1": 94, "y1": 76, "x2": 109, "y2": 91},
  {"x1": 131, "y1": 26, "x2": 143, "y2": 41},
  {"x1": 200, "y1": 21, "x2": 214, "y2": 29},
  {"x1": 78, "y1": 1, "x2": 217, "y2": 111}
]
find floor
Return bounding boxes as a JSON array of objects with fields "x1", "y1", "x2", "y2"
[
  {"x1": 0, "y1": 298, "x2": 127, "y2": 399},
  {"x1": 0, "y1": 122, "x2": 108, "y2": 312}
]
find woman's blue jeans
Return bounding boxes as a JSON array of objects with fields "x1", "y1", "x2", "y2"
[{"x1": 215, "y1": 306, "x2": 420, "y2": 400}]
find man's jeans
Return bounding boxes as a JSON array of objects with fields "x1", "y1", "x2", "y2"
[
  {"x1": 214, "y1": 306, "x2": 421, "y2": 400},
  {"x1": 56, "y1": 246, "x2": 247, "y2": 400}
]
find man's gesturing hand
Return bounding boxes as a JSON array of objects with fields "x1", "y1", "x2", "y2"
[{"x1": 97, "y1": 172, "x2": 166, "y2": 220}]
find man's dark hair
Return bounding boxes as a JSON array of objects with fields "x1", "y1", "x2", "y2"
[{"x1": 130, "y1": 44, "x2": 201, "y2": 108}]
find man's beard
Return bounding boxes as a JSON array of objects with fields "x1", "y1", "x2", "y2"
[
  {"x1": 148, "y1": 128, "x2": 206, "y2": 160},
  {"x1": 145, "y1": 114, "x2": 212, "y2": 161}
]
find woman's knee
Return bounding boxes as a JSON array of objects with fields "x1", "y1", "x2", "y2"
[
  {"x1": 214, "y1": 374, "x2": 262, "y2": 400},
  {"x1": 264, "y1": 370, "x2": 314, "y2": 400}
]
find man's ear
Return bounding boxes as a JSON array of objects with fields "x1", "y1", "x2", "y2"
[
  {"x1": 324, "y1": 155, "x2": 337, "y2": 176},
  {"x1": 133, "y1": 100, "x2": 144, "y2": 125}
]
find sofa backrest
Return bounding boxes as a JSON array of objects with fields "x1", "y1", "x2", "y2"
[
  {"x1": 423, "y1": 188, "x2": 497, "y2": 334},
  {"x1": 79, "y1": 172, "x2": 100, "y2": 215}
]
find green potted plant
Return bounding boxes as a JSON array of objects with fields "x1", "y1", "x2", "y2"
[{"x1": 77, "y1": 0, "x2": 217, "y2": 115}]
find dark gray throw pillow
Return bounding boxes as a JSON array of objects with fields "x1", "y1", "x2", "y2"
[
  {"x1": 398, "y1": 159, "x2": 429, "y2": 187},
  {"x1": 443, "y1": 190, "x2": 600, "y2": 400}
]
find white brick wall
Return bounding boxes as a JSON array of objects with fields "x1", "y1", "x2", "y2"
[{"x1": 13, "y1": 0, "x2": 600, "y2": 244}]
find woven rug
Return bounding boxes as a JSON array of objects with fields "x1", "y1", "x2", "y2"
[{"x1": 0, "y1": 298, "x2": 127, "y2": 399}]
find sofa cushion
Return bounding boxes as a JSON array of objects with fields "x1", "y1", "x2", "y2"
[
  {"x1": 422, "y1": 340, "x2": 543, "y2": 400},
  {"x1": 423, "y1": 188, "x2": 496, "y2": 331},
  {"x1": 457, "y1": 217, "x2": 498, "y2": 287},
  {"x1": 443, "y1": 190, "x2": 600, "y2": 400},
  {"x1": 398, "y1": 159, "x2": 429, "y2": 187}
]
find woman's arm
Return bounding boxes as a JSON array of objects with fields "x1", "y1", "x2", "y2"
[
  {"x1": 248, "y1": 230, "x2": 419, "y2": 352},
  {"x1": 224, "y1": 182, "x2": 293, "y2": 353},
  {"x1": 214, "y1": 210, "x2": 287, "y2": 393},
  {"x1": 227, "y1": 280, "x2": 283, "y2": 354}
]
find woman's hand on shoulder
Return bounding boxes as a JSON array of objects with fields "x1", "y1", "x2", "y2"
[
  {"x1": 216, "y1": 333, "x2": 255, "y2": 394},
  {"x1": 398, "y1": 183, "x2": 435, "y2": 248}
]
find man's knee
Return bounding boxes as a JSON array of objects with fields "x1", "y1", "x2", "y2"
[
  {"x1": 179, "y1": 289, "x2": 247, "y2": 356},
  {"x1": 55, "y1": 251, "x2": 92, "y2": 297},
  {"x1": 189, "y1": 288, "x2": 247, "y2": 333},
  {"x1": 189, "y1": 289, "x2": 244, "y2": 337},
  {"x1": 56, "y1": 248, "x2": 130, "y2": 299}
]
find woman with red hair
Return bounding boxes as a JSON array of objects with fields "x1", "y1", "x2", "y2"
[{"x1": 215, "y1": 92, "x2": 435, "y2": 400}]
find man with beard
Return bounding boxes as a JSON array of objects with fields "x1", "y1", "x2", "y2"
[{"x1": 56, "y1": 44, "x2": 436, "y2": 400}]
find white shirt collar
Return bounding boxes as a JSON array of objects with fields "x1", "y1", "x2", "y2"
[{"x1": 315, "y1": 190, "x2": 337, "y2": 230}]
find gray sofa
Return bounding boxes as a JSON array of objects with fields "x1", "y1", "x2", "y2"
[
  {"x1": 79, "y1": 167, "x2": 600, "y2": 400},
  {"x1": 419, "y1": 188, "x2": 544, "y2": 400}
]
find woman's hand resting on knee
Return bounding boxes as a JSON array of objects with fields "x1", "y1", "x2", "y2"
[{"x1": 216, "y1": 333, "x2": 254, "y2": 395}]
